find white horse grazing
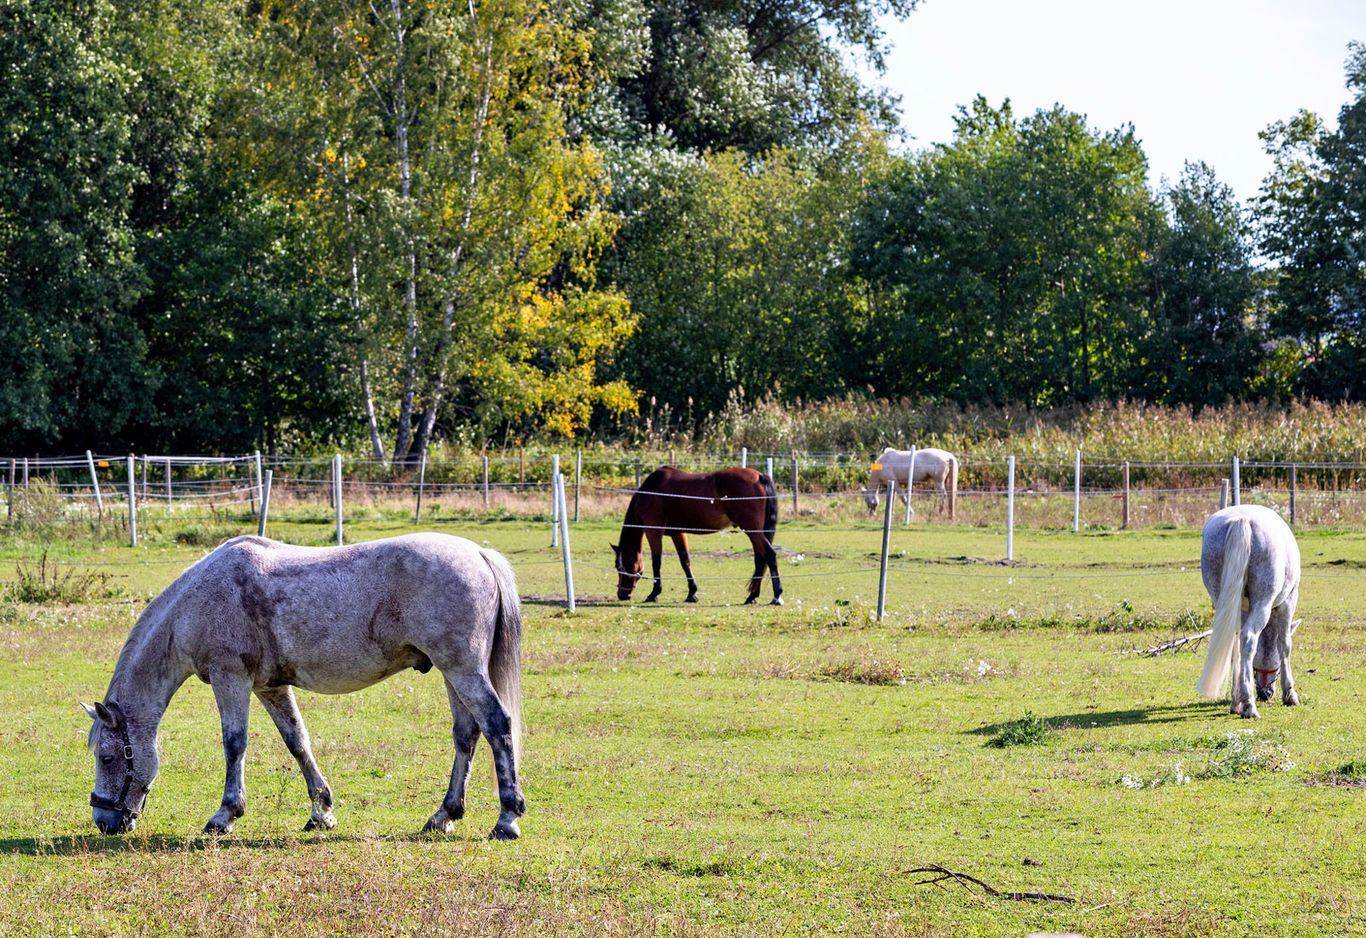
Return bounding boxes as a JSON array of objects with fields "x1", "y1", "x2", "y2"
[
  {"x1": 83, "y1": 533, "x2": 525, "y2": 839},
  {"x1": 1197, "y1": 505, "x2": 1302, "y2": 718},
  {"x1": 863, "y1": 447, "x2": 959, "y2": 519}
]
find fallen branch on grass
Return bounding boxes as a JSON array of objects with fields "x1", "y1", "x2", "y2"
[
  {"x1": 905, "y1": 864, "x2": 1076, "y2": 904},
  {"x1": 1127, "y1": 630, "x2": 1212, "y2": 657}
]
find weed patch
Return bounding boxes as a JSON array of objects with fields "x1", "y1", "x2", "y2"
[
  {"x1": 3, "y1": 552, "x2": 120, "y2": 604},
  {"x1": 987, "y1": 710, "x2": 1053, "y2": 748},
  {"x1": 1305, "y1": 760, "x2": 1366, "y2": 789},
  {"x1": 819, "y1": 655, "x2": 907, "y2": 685}
]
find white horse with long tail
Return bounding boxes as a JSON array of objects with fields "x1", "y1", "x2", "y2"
[
  {"x1": 1197, "y1": 505, "x2": 1302, "y2": 718},
  {"x1": 863, "y1": 447, "x2": 959, "y2": 519}
]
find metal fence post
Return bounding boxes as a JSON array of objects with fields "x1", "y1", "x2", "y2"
[
  {"x1": 1072, "y1": 449, "x2": 1082, "y2": 533},
  {"x1": 86, "y1": 450, "x2": 103, "y2": 515},
  {"x1": 334, "y1": 453, "x2": 343, "y2": 546},
  {"x1": 558, "y1": 472, "x2": 575, "y2": 613},
  {"x1": 1289, "y1": 464, "x2": 1297, "y2": 525},
  {"x1": 904, "y1": 446, "x2": 917, "y2": 525},
  {"x1": 791, "y1": 453, "x2": 799, "y2": 514},
  {"x1": 766, "y1": 456, "x2": 773, "y2": 483},
  {"x1": 6, "y1": 459, "x2": 13, "y2": 522},
  {"x1": 1220, "y1": 479, "x2": 1229, "y2": 510},
  {"x1": 254, "y1": 450, "x2": 263, "y2": 516},
  {"x1": 634, "y1": 459, "x2": 641, "y2": 489},
  {"x1": 741, "y1": 446, "x2": 747, "y2": 468},
  {"x1": 165, "y1": 458, "x2": 172, "y2": 508},
  {"x1": 258, "y1": 470, "x2": 273, "y2": 537},
  {"x1": 482, "y1": 454, "x2": 490, "y2": 508},
  {"x1": 1121, "y1": 461, "x2": 1131, "y2": 530},
  {"x1": 550, "y1": 454, "x2": 560, "y2": 548},
  {"x1": 126, "y1": 455, "x2": 137, "y2": 547},
  {"x1": 1232, "y1": 456, "x2": 1241, "y2": 506},
  {"x1": 876, "y1": 479, "x2": 896, "y2": 622},
  {"x1": 1006, "y1": 456, "x2": 1016, "y2": 561}
]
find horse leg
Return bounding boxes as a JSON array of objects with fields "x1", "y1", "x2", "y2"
[
  {"x1": 763, "y1": 535, "x2": 782, "y2": 606},
  {"x1": 1234, "y1": 601, "x2": 1273, "y2": 719},
  {"x1": 424, "y1": 679, "x2": 481, "y2": 834},
  {"x1": 1276, "y1": 588, "x2": 1301, "y2": 706},
  {"x1": 743, "y1": 533, "x2": 765, "y2": 604},
  {"x1": 671, "y1": 532, "x2": 698, "y2": 602},
  {"x1": 255, "y1": 686, "x2": 336, "y2": 832},
  {"x1": 205, "y1": 670, "x2": 253, "y2": 834},
  {"x1": 644, "y1": 529, "x2": 664, "y2": 602},
  {"x1": 443, "y1": 671, "x2": 525, "y2": 840}
]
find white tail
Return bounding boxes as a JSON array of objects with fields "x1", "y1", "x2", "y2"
[{"x1": 1197, "y1": 517, "x2": 1251, "y2": 698}]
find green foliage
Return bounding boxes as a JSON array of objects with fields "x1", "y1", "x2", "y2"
[
  {"x1": 851, "y1": 98, "x2": 1161, "y2": 406},
  {"x1": 987, "y1": 710, "x2": 1053, "y2": 748},
  {"x1": 4, "y1": 551, "x2": 117, "y2": 604}
]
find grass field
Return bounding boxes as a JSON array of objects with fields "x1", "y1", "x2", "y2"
[{"x1": 0, "y1": 513, "x2": 1362, "y2": 936}]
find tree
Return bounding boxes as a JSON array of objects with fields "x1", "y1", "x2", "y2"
[
  {"x1": 587, "y1": 0, "x2": 917, "y2": 154},
  {"x1": 1141, "y1": 162, "x2": 1262, "y2": 405},
  {"x1": 850, "y1": 98, "x2": 1158, "y2": 405},
  {"x1": 603, "y1": 133, "x2": 886, "y2": 417},
  {"x1": 237, "y1": 0, "x2": 638, "y2": 459},
  {"x1": 0, "y1": 0, "x2": 151, "y2": 451},
  {"x1": 1257, "y1": 42, "x2": 1366, "y2": 399}
]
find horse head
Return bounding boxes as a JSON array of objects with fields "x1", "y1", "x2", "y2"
[
  {"x1": 862, "y1": 486, "x2": 878, "y2": 514},
  {"x1": 611, "y1": 543, "x2": 641, "y2": 601},
  {"x1": 83, "y1": 700, "x2": 159, "y2": 834}
]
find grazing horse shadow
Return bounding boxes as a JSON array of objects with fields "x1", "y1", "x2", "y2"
[
  {"x1": 968, "y1": 701, "x2": 1224, "y2": 738},
  {"x1": 0, "y1": 828, "x2": 496, "y2": 856}
]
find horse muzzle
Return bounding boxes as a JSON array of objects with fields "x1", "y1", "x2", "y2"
[
  {"x1": 92, "y1": 806, "x2": 137, "y2": 835},
  {"x1": 617, "y1": 588, "x2": 633, "y2": 601}
]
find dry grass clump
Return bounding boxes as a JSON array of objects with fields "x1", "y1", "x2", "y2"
[{"x1": 818, "y1": 655, "x2": 907, "y2": 686}]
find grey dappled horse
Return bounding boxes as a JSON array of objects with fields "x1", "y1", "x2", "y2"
[
  {"x1": 83, "y1": 533, "x2": 526, "y2": 839},
  {"x1": 1197, "y1": 505, "x2": 1302, "y2": 718}
]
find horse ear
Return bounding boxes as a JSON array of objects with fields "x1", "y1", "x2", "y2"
[
  {"x1": 81, "y1": 702, "x2": 99, "y2": 721},
  {"x1": 610, "y1": 543, "x2": 619, "y2": 554},
  {"x1": 93, "y1": 701, "x2": 121, "y2": 728},
  {"x1": 1290, "y1": 618, "x2": 1302, "y2": 635}
]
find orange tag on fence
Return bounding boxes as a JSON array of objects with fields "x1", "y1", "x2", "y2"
[
  {"x1": 870, "y1": 463, "x2": 882, "y2": 471},
  {"x1": 96, "y1": 461, "x2": 110, "y2": 468}
]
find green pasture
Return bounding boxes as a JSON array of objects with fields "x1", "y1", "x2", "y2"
[{"x1": 0, "y1": 517, "x2": 1361, "y2": 936}]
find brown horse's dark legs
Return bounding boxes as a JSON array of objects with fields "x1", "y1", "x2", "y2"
[
  {"x1": 744, "y1": 533, "x2": 766, "y2": 604},
  {"x1": 766, "y1": 542, "x2": 783, "y2": 605},
  {"x1": 671, "y1": 532, "x2": 698, "y2": 602},
  {"x1": 644, "y1": 529, "x2": 663, "y2": 602}
]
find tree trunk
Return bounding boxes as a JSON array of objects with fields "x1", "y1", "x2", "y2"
[
  {"x1": 342, "y1": 155, "x2": 385, "y2": 463},
  {"x1": 388, "y1": 0, "x2": 420, "y2": 466}
]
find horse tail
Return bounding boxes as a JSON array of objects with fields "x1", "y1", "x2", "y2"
[
  {"x1": 762, "y1": 473, "x2": 779, "y2": 543},
  {"x1": 480, "y1": 547, "x2": 523, "y2": 767},
  {"x1": 947, "y1": 455, "x2": 959, "y2": 520},
  {"x1": 1197, "y1": 517, "x2": 1251, "y2": 699}
]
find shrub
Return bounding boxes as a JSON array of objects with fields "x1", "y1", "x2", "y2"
[
  {"x1": 987, "y1": 710, "x2": 1053, "y2": 748},
  {"x1": 4, "y1": 551, "x2": 118, "y2": 604}
]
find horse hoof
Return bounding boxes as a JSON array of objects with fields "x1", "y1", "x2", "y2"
[
  {"x1": 644, "y1": 595, "x2": 658, "y2": 604},
  {"x1": 304, "y1": 813, "x2": 337, "y2": 832},
  {"x1": 422, "y1": 813, "x2": 455, "y2": 834},
  {"x1": 769, "y1": 597, "x2": 783, "y2": 606},
  {"x1": 1284, "y1": 690, "x2": 1300, "y2": 706},
  {"x1": 202, "y1": 821, "x2": 233, "y2": 836},
  {"x1": 685, "y1": 595, "x2": 698, "y2": 604},
  {"x1": 1239, "y1": 706, "x2": 1260, "y2": 720},
  {"x1": 489, "y1": 820, "x2": 520, "y2": 841},
  {"x1": 743, "y1": 596, "x2": 757, "y2": 605}
]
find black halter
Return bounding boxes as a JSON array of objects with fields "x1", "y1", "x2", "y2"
[{"x1": 89, "y1": 704, "x2": 145, "y2": 825}]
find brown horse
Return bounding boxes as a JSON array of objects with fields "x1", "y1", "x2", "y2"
[{"x1": 612, "y1": 467, "x2": 782, "y2": 605}]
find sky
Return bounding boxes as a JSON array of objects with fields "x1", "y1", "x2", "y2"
[{"x1": 869, "y1": 0, "x2": 1365, "y2": 204}]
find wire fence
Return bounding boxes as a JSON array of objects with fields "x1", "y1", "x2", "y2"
[{"x1": 7, "y1": 448, "x2": 1366, "y2": 534}]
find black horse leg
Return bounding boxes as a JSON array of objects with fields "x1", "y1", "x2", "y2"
[
  {"x1": 744, "y1": 533, "x2": 765, "y2": 604},
  {"x1": 671, "y1": 532, "x2": 698, "y2": 602},
  {"x1": 765, "y1": 539, "x2": 782, "y2": 605},
  {"x1": 644, "y1": 529, "x2": 663, "y2": 602}
]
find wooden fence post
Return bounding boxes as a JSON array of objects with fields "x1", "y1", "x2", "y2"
[
  {"x1": 86, "y1": 450, "x2": 103, "y2": 516},
  {"x1": 414, "y1": 449, "x2": 427, "y2": 523},
  {"x1": 1219, "y1": 479, "x2": 1229, "y2": 510}
]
